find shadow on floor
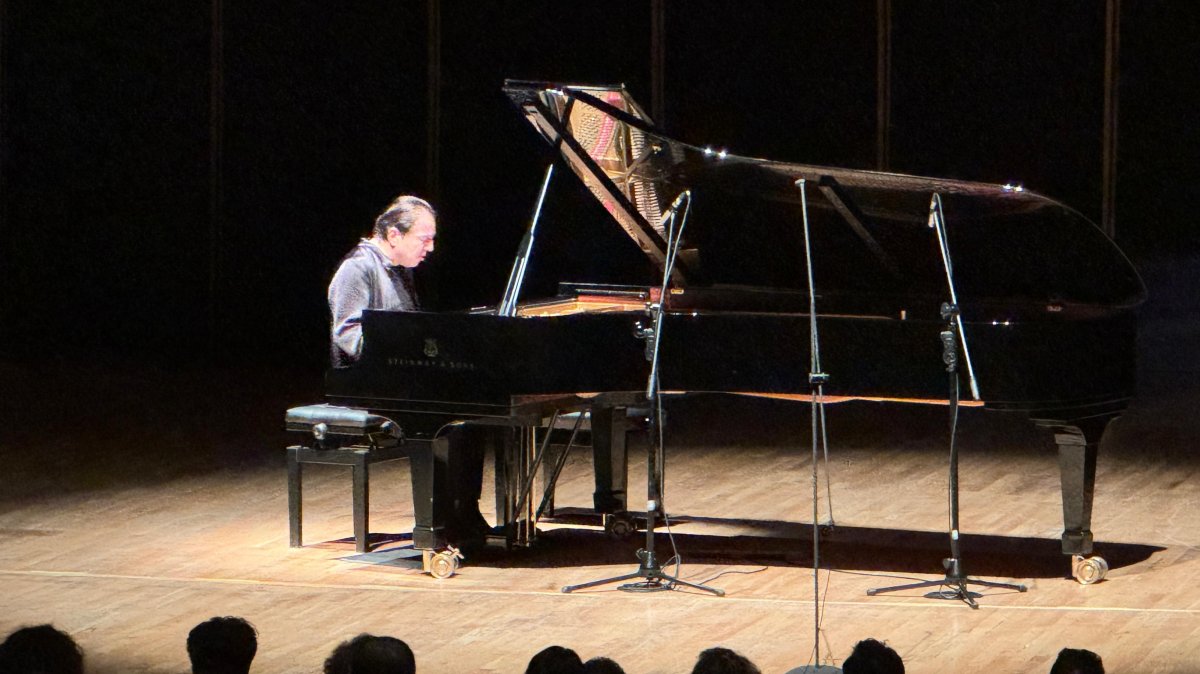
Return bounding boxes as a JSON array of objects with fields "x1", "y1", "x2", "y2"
[{"x1": 343, "y1": 512, "x2": 1166, "y2": 581}]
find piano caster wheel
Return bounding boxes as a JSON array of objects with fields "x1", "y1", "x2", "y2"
[
  {"x1": 1071, "y1": 554, "x2": 1108, "y2": 585},
  {"x1": 605, "y1": 513, "x2": 638, "y2": 539},
  {"x1": 424, "y1": 546, "x2": 463, "y2": 579}
]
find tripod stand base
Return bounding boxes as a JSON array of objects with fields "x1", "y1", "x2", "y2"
[
  {"x1": 923, "y1": 586, "x2": 982, "y2": 602},
  {"x1": 867, "y1": 566, "x2": 1026, "y2": 609},
  {"x1": 619, "y1": 577, "x2": 673, "y2": 593},
  {"x1": 561, "y1": 549, "x2": 724, "y2": 596}
]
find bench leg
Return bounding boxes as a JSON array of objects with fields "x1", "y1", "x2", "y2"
[
  {"x1": 353, "y1": 455, "x2": 369, "y2": 553},
  {"x1": 288, "y1": 448, "x2": 303, "y2": 548}
]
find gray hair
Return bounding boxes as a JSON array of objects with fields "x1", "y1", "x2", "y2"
[{"x1": 373, "y1": 195, "x2": 436, "y2": 238}]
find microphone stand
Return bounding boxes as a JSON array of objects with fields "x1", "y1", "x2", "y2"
[
  {"x1": 788, "y1": 179, "x2": 840, "y2": 673},
  {"x1": 867, "y1": 194, "x2": 1026, "y2": 608},
  {"x1": 562, "y1": 191, "x2": 723, "y2": 596}
]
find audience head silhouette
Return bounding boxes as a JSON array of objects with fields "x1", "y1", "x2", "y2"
[
  {"x1": 1049, "y1": 648, "x2": 1104, "y2": 674},
  {"x1": 842, "y1": 638, "x2": 904, "y2": 674},
  {"x1": 0, "y1": 624, "x2": 84, "y2": 674},
  {"x1": 583, "y1": 656, "x2": 626, "y2": 674},
  {"x1": 691, "y1": 647, "x2": 761, "y2": 674},
  {"x1": 323, "y1": 634, "x2": 415, "y2": 674},
  {"x1": 187, "y1": 616, "x2": 258, "y2": 674},
  {"x1": 525, "y1": 645, "x2": 584, "y2": 674},
  {"x1": 0, "y1": 617, "x2": 1114, "y2": 673}
]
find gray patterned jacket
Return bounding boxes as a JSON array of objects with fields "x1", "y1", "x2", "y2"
[{"x1": 327, "y1": 240, "x2": 418, "y2": 367}]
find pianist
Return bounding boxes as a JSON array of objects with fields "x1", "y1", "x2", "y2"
[
  {"x1": 327, "y1": 194, "x2": 437, "y2": 367},
  {"x1": 326, "y1": 194, "x2": 490, "y2": 548}
]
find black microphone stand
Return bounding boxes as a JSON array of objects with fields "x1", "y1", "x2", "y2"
[
  {"x1": 788, "y1": 178, "x2": 840, "y2": 674},
  {"x1": 562, "y1": 192, "x2": 723, "y2": 597},
  {"x1": 867, "y1": 303, "x2": 1025, "y2": 607},
  {"x1": 867, "y1": 195, "x2": 1026, "y2": 608}
]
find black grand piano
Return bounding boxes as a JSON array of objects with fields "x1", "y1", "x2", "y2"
[{"x1": 327, "y1": 81, "x2": 1145, "y2": 582}]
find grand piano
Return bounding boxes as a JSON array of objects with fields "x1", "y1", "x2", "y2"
[{"x1": 326, "y1": 81, "x2": 1145, "y2": 582}]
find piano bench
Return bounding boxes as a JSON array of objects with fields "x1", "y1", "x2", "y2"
[{"x1": 287, "y1": 441, "x2": 418, "y2": 554}]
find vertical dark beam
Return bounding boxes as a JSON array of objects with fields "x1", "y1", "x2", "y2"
[
  {"x1": 0, "y1": 0, "x2": 7, "y2": 241},
  {"x1": 1101, "y1": 0, "x2": 1121, "y2": 239},
  {"x1": 209, "y1": 0, "x2": 225, "y2": 357},
  {"x1": 875, "y1": 0, "x2": 892, "y2": 171},
  {"x1": 426, "y1": 0, "x2": 442, "y2": 200},
  {"x1": 650, "y1": 0, "x2": 666, "y2": 124}
]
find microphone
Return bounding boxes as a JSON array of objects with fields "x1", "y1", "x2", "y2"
[
  {"x1": 927, "y1": 193, "x2": 939, "y2": 228},
  {"x1": 660, "y1": 189, "x2": 690, "y2": 221}
]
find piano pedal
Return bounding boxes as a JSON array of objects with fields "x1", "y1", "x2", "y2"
[
  {"x1": 1071, "y1": 554, "x2": 1108, "y2": 585},
  {"x1": 422, "y1": 546, "x2": 464, "y2": 579}
]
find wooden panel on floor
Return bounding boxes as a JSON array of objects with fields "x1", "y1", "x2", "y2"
[{"x1": 2, "y1": 376, "x2": 1199, "y2": 673}]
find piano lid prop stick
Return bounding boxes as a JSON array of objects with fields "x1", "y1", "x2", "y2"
[
  {"x1": 928, "y1": 193, "x2": 982, "y2": 401},
  {"x1": 499, "y1": 163, "x2": 555, "y2": 317}
]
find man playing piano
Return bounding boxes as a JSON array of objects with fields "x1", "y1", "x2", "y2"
[
  {"x1": 328, "y1": 195, "x2": 437, "y2": 367},
  {"x1": 327, "y1": 194, "x2": 490, "y2": 548}
]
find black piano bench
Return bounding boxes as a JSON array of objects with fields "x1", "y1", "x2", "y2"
[{"x1": 285, "y1": 404, "x2": 415, "y2": 554}]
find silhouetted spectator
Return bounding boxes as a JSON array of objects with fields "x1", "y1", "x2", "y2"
[
  {"x1": 0, "y1": 624, "x2": 84, "y2": 674},
  {"x1": 1050, "y1": 648, "x2": 1104, "y2": 674},
  {"x1": 583, "y1": 656, "x2": 626, "y2": 674},
  {"x1": 187, "y1": 616, "x2": 258, "y2": 674},
  {"x1": 525, "y1": 645, "x2": 584, "y2": 674},
  {"x1": 691, "y1": 647, "x2": 761, "y2": 674},
  {"x1": 323, "y1": 634, "x2": 415, "y2": 674},
  {"x1": 842, "y1": 638, "x2": 904, "y2": 674}
]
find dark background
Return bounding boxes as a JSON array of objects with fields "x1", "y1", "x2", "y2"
[{"x1": 2, "y1": 0, "x2": 1197, "y2": 378}]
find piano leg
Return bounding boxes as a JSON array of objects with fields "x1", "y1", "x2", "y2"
[
  {"x1": 591, "y1": 405, "x2": 650, "y2": 538},
  {"x1": 410, "y1": 426, "x2": 491, "y2": 551},
  {"x1": 1037, "y1": 415, "x2": 1115, "y2": 583},
  {"x1": 407, "y1": 436, "x2": 450, "y2": 550},
  {"x1": 591, "y1": 405, "x2": 629, "y2": 515}
]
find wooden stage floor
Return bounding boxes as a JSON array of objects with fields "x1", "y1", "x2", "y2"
[{"x1": 2, "y1": 360, "x2": 1199, "y2": 673}]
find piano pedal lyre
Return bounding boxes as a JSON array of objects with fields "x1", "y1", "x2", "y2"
[
  {"x1": 422, "y1": 546, "x2": 464, "y2": 580},
  {"x1": 1071, "y1": 554, "x2": 1109, "y2": 585}
]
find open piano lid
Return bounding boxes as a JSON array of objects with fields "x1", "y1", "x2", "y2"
[{"x1": 502, "y1": 80, "x2": 1145, "y2": 317}]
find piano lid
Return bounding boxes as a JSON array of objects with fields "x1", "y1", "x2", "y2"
[{"x1": 502, "y1": 80, "x2": 1146, "y2": 315}]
